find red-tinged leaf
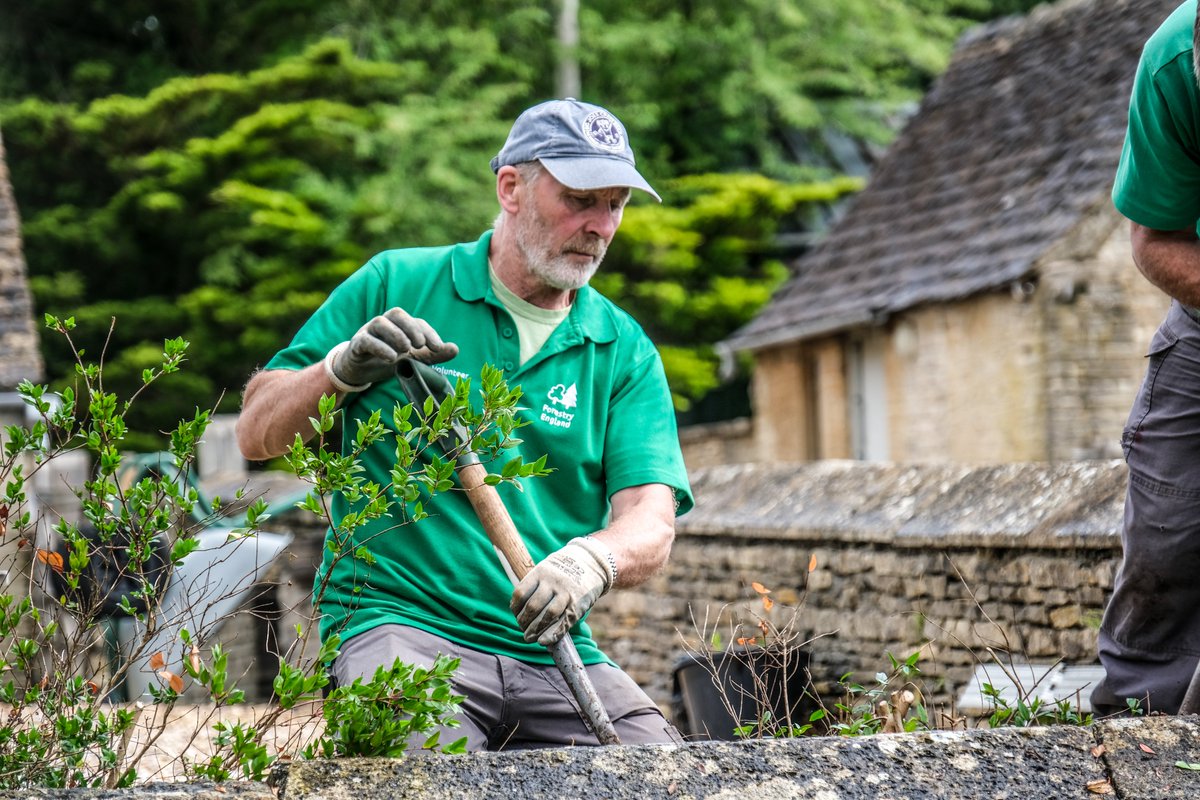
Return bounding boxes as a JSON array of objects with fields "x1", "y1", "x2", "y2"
[
  {"x1": 16, "y1": 538, "x2": 28, "y2": 549},
  {"x1": 1139, "y1": 743, "x2": 1156, "y2": 755},
  {"x1": 736, "y1": 637, "x2": 753, "y2": 646},
  {"x1": 86, "y1": 681, "x2": 100, "y2": 695},
  {"x1": 1091, "y1": 744, "x2": 1107, "y2": 758},
  {"x1": 36, "y1": 549, "x2": 63, "y2": 573},
  {"x1": 758, "y1": 620, "x2": 770, "y2": 637},
  {"x1": 159, "y1": 670, "x2": 184, "y2": 693},
  {"x1": 762, "y1": 596, "x2": 775, "y2": 611},
  {"x1": 808, "y1": 554, "x2": 818, "y2": 573},
  {"x1": 149, "y1": 652, "x2": 166, "y2": 670},
  {"x1": 751, "y1": 581, "x2": 770, "y2": 595},
  {"x1": 189, "y1": 643, "x2": 201, "y2": 674},
  {"x1": 1086, "y1": 778, "x2": 1114, "y2": 794}
]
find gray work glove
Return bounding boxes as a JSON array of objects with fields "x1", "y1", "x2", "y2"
[
  {"x1": 323, "y1": 308, "x2": 459, "y2": 392},
  {"x1": 510, "y1": 537, "x2": 617, "y2": 647}
]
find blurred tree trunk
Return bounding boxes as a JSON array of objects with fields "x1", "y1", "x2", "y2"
[{"x1": 557, "y1": 0, "x2": 580, "y2": 99}]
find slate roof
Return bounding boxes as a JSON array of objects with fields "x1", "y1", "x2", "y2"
[
  {"x1": 0, "y1": 128, "x2": 42, "y2": 387},
  {"x1": 724, "y1": 0, "x2": 1177, "y2": 353}
]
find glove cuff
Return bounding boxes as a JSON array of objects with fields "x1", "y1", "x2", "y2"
[
  {"x1": 323, "y1": 341, "x2": 372, "y2": 394},
  {"x1": 571, "y1": 536, "x2": 617, "y2": 592}
]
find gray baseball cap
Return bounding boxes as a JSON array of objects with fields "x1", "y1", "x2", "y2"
[{"x1": 490, "y1": 98, "x2": 661, "y2": 202}]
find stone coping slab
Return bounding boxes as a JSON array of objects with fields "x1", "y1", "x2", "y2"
[
  {"x1": 0, "y1": 784, "x2": 274, "y2": 799},
  {"x1": 273, "y1": 716, "x2": 1200, "y2": 800},
  {"x1": 678, "y1": 460, "x2": 1127, "y2": 549},
  {"x1": 1100, "y1": 716, "x2": 1200, "y2": 799},
  {"x1": 5, "y1": 717, "x2": 1197, "y2": 798}
]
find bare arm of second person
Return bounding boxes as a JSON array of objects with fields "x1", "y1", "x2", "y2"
[{"x1": 1130, "y1": 222, "x2": 1200, "y2": 307}]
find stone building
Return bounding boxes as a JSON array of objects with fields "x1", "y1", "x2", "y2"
[{"x1": 721, "y1": 0, "x2": 1176, "y2": 463}]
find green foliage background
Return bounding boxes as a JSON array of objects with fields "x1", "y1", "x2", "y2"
[{"x1": 0, "y1": 0, "x2": 1041, "y2": 444}]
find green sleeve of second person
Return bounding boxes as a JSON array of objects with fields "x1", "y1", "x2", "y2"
[{"x1": 1113, "y1": 45, "x2": 1200, "y2": 231}]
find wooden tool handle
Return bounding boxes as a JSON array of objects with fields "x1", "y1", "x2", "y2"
[
  {"x1": 458, "y1": 462, "x2": 536, "y2": 579},
  {"x1": 456, "y1": 461, "x2": 622, "y2": 744}
]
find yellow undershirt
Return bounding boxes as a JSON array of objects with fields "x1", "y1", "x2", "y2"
[{"x1": 488, "y1": 263, "x2": 571, "y2": 365}]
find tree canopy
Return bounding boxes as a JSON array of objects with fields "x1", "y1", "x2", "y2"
[{"x1": 0, "y1": 0, "x2": 1044, "y2": 445}]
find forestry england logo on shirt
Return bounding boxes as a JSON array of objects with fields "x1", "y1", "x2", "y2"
[{"x1": 541, "y1": 383, "x2": 577, "y2": 429}]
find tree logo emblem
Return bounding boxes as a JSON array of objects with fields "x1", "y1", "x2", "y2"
[{"x1": 548, "y1": 383, "x2": 578, "y2": 409}]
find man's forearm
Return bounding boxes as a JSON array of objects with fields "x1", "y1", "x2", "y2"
[
  {"x1": 1130, "y1": 222, "x2": 1200, "y2": 306},
  {"x1": 589, "y1": 483, "x2": 677, "y2": 589},
  {"x1": 236, "y1": 364, "x2": 343, "y2": 460}
]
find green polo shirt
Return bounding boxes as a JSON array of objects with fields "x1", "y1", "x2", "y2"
[
  {"x1": 1113, "y1": 0, "x2": 1200, "y2": 231},
  {"x1": 265, "y1": 230, "x2": 693, "y2": 665}
]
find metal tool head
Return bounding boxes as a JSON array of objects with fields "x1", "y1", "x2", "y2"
[{"x1": 394, "y1": 358, "x2": 479, "y2": 466}]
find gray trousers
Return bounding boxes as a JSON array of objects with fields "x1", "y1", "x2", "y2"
[
  {"x1": 1093, "y1": 301, "x2": 1200, "y2": 715},
  {"x1": 332, "y1": 624, "x2": 682, "y2": 750}
]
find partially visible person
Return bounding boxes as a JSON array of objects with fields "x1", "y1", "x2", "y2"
[
  {"x1": 236, "y1": 98, "x2": 694, "y2": 748},
  {"x1": 1092, "y1": 0, "x2": 1200, "y2": 716}
]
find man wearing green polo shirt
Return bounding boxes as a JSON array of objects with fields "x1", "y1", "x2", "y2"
[
  {"x1": 236, "y1": 99, "x2": 693, "y2": 748},
  {"x1": 1092, "y1": 0, "x2": 1200, "y2": 716}
]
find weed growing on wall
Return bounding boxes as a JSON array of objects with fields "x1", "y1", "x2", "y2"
[
  {"x1": 678, "y1": 560, "x2": 824, "y2": 740},
  {"x1": 679, "y1": 554, "x2": 1100, "y2": 740}
]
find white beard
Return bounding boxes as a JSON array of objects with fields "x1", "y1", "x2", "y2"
[{"x1": 513, "y1": 208, "x2": 607, "y2": 291}]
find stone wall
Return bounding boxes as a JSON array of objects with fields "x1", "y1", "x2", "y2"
[
  {"x1": 677, "y1": 417, "x2": 756, "y2": 471},
  {"x1": 210, "y1": 460, "x2": 1126, "y2": 721},
  {"x1": 587, "y1": 459, "x2": 1125, "y2": 716}
]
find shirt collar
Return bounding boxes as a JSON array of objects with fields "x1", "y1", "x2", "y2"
[{"x1": 452, "y1": 230, "x2": 618, "y2": 344}]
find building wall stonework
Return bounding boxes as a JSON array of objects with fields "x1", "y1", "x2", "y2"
[
  {"x1": 750, "y1": 345, "x2": 810, "y2": 461},
  {"x1": 746, "y1": 211, "x2": 1169, "y2": 465},
  {"x1": 677, "y1": 417, "x2": 756, "y2": 471},
  {"x1": 1040, "y1": 212, "x2": 1170, "y2": 460},
  {"x1": 886, "y1": 291, "x2": 1047, "y2": 461}
]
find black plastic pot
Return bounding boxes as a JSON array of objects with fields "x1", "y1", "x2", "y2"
[{"x1": 671, "y1": 646, "x2": 814, "y2": 740}]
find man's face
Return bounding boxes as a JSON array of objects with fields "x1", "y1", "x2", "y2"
[{"x1": 513, "y1": 171, "x2": 631, "y2": 291}]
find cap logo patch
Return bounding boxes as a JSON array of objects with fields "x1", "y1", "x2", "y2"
[{"x1": 582, "y1": 110, "x2": 625, "y2": 153}]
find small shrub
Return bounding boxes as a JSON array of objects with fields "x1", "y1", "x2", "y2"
[
  {"x1": 306, "y1": 655, "x2": 467, "y2": 759},
  {"x1": 0, "y1": 315, "x2": 543, "y2": 785}
]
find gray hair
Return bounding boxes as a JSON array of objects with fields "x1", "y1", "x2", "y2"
[{"x1": 493, "y1": 161, "x2": 545, "y2": 231}]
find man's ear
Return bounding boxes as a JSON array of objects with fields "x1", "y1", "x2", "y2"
[{"x1": 496, "y1": 166, "x2": 522, "y2": 215}]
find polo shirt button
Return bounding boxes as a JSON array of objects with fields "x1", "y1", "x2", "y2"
[
  {"x1": 504, "y1": 361, "x2": 514, "y2": 371},
  {"x1": 502, "y1": 327, "x2": 514, "y2": 338}
]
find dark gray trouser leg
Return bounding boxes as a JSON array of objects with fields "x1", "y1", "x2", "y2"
[
  {"x1": 333, "y1": 624, "x2": 681, "y2": 750},
  {"x1": 1093, "y1": 301, "x2": 1200, "y2": 715}
]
